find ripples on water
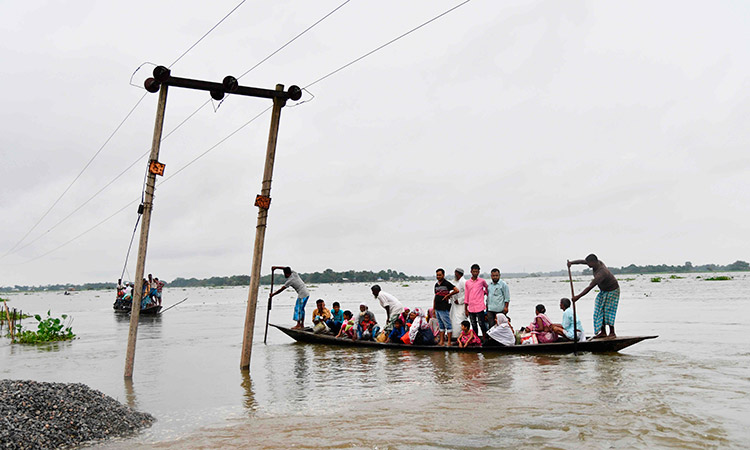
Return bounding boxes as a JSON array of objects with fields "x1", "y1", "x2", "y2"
[{"x1": 1, "y1": 274, "x2": 747, "y2": 448}]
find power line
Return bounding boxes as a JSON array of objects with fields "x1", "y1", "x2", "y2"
[
  {"x1": 305, "y1": 0, "x2": 471, "y2": 89},
  {"x1": 169, "y1": 0, "x2": 247, "y2": 68}
]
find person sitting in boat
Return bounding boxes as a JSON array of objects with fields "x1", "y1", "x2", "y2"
[
  {"x1": 336, "y1": 310, "x2": 356, "y2": 340},
  {"x1": 399, "y1": 308, "x2": 411, "y2": 327},
  {"x1": 486, "y1": 312, "x2": 516, "y2": 346},
  {"x1": 388, "y1": 318, "x2": 407, "y2": 343},
  {"x1": 457, "y1": 320, "x2": 482, "y2": 348},
  {"x1": 407, "y1": 308, "x2": 435, "y2": 345},
  {"x1": 357, "y1": 312, "x2": 380, "y2": 341},
  {"x1": 426, "y1": 308, "x2": 441, "y2": 341},
  {"x1": 311, "y1": 299, "x2": 332, "y2": 333},
  {"x1": 526, "y1": 304, "x2": 558, "y2": 343},
  {"x1": 326, "y1": 302, "x2": 344, "y2": 335},
  {"x1": 371, "y1": 285, "x2": 405, "y2": 333},
  {"x1": 555, "y1": 298, "x2": 585, "y2": 342},
  {"x1": 357, "y1": 304, "x2": 375, "y2": 327}
]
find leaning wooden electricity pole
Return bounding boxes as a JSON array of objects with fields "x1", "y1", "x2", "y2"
[
  {"x1": 124, "y1": 83, "x2": 169, "y2": 378},
  {"x1": 240, "y1": 85, "x2": 286, "y2": 371},
  {"x1": 124, "y1": 66, "x2": 300, "y2": 378}
]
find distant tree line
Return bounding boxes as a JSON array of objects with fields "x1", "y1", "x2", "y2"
[
  {"x1": 583, "y1": 260, "x2": 750, "y2": 275},
  {"x1": 169, "y1": 268, "x2": 419, "y2": 287}
]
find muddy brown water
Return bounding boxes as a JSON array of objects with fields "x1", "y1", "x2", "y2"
[{"x1": 1, "y1": 274, "x2": 747, "y2": 449}]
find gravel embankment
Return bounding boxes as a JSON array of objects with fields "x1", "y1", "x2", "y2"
[{"x1": 0, "y1": 379, "x2": 155, "y2": 449}]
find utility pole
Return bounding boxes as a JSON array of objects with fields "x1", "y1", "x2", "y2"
[
  {"x1": 240, "y1": 85, "x2": 286, "y2": 370},
  {"x1": 124, "y1": 66, "x2": 300, "y2": 378},
  {"x1": 124, "y1": 83, "x2": 168, "y2": 378}
]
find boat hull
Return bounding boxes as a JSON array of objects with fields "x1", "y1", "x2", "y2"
[{"x1": 270, "y1": 324, "x2": 656, "y2": 354}]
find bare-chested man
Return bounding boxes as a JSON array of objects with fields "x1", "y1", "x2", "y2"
[{"x1": 568, "y1": 254, "x2": 620, "y2": 339}]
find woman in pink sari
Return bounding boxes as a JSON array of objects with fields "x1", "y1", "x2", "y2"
[{"x1": 528, "y1": 304, "x2": 558, "y2": 343}]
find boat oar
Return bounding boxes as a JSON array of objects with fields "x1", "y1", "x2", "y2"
[
  {"x1": 567, "y1": 261, "x2": 578, "y2": 355},
  {"x1": 159, "y1": 297, "x2": 187, "y2": 314},
  {"x1": 264, "y1": 267, "x2": 281, "y2": 344}
]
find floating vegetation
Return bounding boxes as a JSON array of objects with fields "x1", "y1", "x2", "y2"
[
  {"x1": 14, "y1": 311, "x2": 76, "y2": 344},
  {"x1": 669, "y1": 275, "x2": 684, "y2": 279},
  {"x1": 401, "y1": 284, "x2": 410, "y2": 287},
  {"x1": 705, "y1": 276, "x2": 732, "y2": 281},
  {"x1": 558, "y1": 279, "x2": 582, "y2": 283},
  {"x1": 651, "y1": 277, "x2": 662, "y2": 283},
  {"x1": 620, "y1": 277, "x2": 636, "y2": 282}
]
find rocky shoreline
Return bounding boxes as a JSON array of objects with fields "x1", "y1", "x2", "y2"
[{"x1": 0, "y1": 379, "x2": 154, "y2": 449}]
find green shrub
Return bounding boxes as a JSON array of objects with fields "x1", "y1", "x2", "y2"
[
  {"x1": 705, "y1": 276, "x2": 732, "y2": 281},
  {"x1": 650, "y1": 277, "x2": 662, "y2": 283},
  {"x1": 14, "y1": 310, "x2": 75, "y2": 344}
]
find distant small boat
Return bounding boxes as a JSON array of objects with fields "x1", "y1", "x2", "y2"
[
  {"x1": 113, "y1": 298, "x2": 162, "y2": 315},
  {"x1": 271, "y1": 324, "x2": 657, "y2": 354}
]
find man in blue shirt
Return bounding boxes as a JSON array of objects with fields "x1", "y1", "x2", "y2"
[
  {"x1": 486, "y1": 268, "x2": 510, "y2": 328},
  {"x1": 559, "y1": 298, "x2": 585, "y2": 341}
]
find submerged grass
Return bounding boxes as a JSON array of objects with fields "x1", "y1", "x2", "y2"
[{"x1": 705, "y1": 276, "x2": 732, "y2": 281}]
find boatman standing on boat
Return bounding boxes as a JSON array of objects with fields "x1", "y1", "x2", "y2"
[
  {"x1": 568, "y1": 254, "x2": 620, "y2": 339},
  {"x1": 371, "y1": 285, "x2": 404, "y2": 333},
  {"x1": 271, "y1": 267, "x2": 310, "y2": 330}
]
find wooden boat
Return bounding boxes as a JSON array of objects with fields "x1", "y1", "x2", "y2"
[
  {"x1": 271, "y1": 324, "x2": 657, "y2": 354},
  {"x1": 113, "y1": 298, "x2": 162, "y2": 315}
]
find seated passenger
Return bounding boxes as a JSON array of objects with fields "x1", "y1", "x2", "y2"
[
  {"x1": 312, "y1": 299, "x2": 332, "y2": 325},
  {"x1": 326, "y1": 302, "x2": 344, "y2": 334},
  {"x1": 427, "y1": 308, "x2": 441, "y2": 340},
  {"x1": 457, "y1": 320, "x2": 481, "y2": 348},
  {"x1": 556, "y1": 298, "x2": 585, "y2": 341},
  {"x1": 357, "y1": 313, "x2": 380, "y2": 341},
  {"x1": 408, "y1": 308, "x2": 435, "y2": 345},
  {"x1": 388, "y1": 318, "x2": 407, "y2": 343},
  {"x1": 487, "y1": 313, "x2": 516, "y2": 346},
  {"x1": 336, "y1": 311, "x2": 356, "y2": 340},
  {"x1": 527, "y1": 304, "x2": 558, "y2": 343}
]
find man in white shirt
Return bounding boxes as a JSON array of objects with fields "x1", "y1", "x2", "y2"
[
  {"x1": 271, "y1": 266, "x2": 311, "y2": 329},
  {"x1": 449, "y1": 268, "x2": 467, "y2": 344},
  {"x1": 371, "y1": 285, "x2": 404, "y2": 333}
]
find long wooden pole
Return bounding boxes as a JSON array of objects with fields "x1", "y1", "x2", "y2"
[
  {"x1": 240, "y1": 84, "x2": 286, "y2": 370},
  {"x1": 263, "y1": 267, "x2": 277, "y2": 344},
  {"x1": 567, "y1": 260, "x2": 579, "y2": 354},
  {"x1": 124, "y1": 84, "x2": 169, "y2": 378}
]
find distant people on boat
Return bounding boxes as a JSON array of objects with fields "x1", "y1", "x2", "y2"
[
  {"x1": 557, "y1": 298, "x2": 585, "y2": 342},
  {"x1": 568, "y1": 254, "x2": 620, "y2": 338},
  {"x1": 371, "y1": 285, "x2": 404, "y2": 333},
  {"x1": 336, "y1": 310, "x2": 356, "y2": 340},
  {"x1": 487, "y1": 268, "x2": 510, "y2": 328},
  {"x1": 407, "y1": 308, "x2": 435, "y2": 345},
  {"x1": 457, "y1": 320, "x2": 482, "y2": 348},
  {"x1": 147, "y1": 274, "x2": 159, "y2": 303},
  {"x1": 271, "y1": 267, "x2": 310, "y2": 330},
  {"x1": 465, "y1": 264, "x2": 489, "y2": 341},
  {"x1": 326, "y1": 302, "x2": 344, "y2": 334},
  {"x1": 154, "y1": 277, "x2": 165, "y2": 306},
  {"x1": 449, "y1": 268, "x2": 467, "y2": 345},
  {"x1": 433, "y1": 268, "x2": 458, "y2": 346},
  {"x1": 312, "y1": 299, "x2": 332, "y2": 333},
  {"x1": 388, "y1": 318, "x2": 407, "y2": 343},
  {"x1": 526, "y1": 304, "x2": 558, "y2": 343},
  {"x1": 116, "y1": 279, "x2": 125, "y2": 298},
  {"x1": 486, "y1": 312, "x2": 516, "y2": 346}
]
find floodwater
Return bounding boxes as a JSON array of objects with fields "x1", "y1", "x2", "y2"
[{"x1": 1, "y1": 273, "x2": 748, "y2": 449}]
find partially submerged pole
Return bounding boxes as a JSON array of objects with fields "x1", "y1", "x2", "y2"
[
  {"x1": 124, "y1": 84, "x2": 169, "y2": 378},
  {"x1": 240, "y1": 85, "x2": 287, "y2": 370}
]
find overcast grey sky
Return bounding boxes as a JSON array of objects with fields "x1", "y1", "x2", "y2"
[{"x1": 1, "y1": 1, "x2": 748, "y2": 286}]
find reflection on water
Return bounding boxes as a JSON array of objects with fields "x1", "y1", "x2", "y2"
[{"x1": 2, "y1": 277, "x2": 749, "y2": 449}]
